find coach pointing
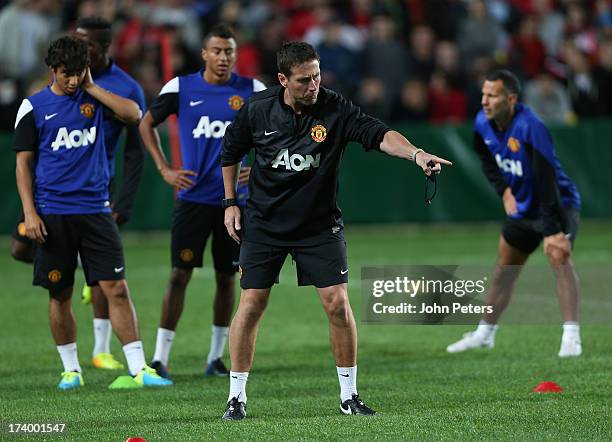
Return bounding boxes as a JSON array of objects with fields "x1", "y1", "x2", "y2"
[{"x1": 219, "y1": 41, "x2": 451, "y2": 420}]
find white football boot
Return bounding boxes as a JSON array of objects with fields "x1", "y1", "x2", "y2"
[
  {"x1": 446, "y1": 329, "x2": 496, "y2": 353},
  {"x1": 558, "y1": 333, "x2": 582, "y2": 357}
]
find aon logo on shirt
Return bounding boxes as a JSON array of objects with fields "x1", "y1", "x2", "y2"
[
  {"x1": 192, "y1": 116, "x2": 231, "y2": 139},
  {"x1": 51, "y1": 127, "x2": 97, "y2": 151},
  {"x1": 495, "y1": 154, "x2": 523, "y2": 177},
  {"x1": 271, "y1": 148, "x2": 321, "y2": 171}
]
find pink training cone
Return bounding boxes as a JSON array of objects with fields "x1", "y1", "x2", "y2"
[{"x1": 532, "y1": 381, "x2": 564, "y2": 393}]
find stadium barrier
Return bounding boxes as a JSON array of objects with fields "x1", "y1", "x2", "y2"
[{"x1": 1, "y1": 119, "x2": 610, "y2": 233}]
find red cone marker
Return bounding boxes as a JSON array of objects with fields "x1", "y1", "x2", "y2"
[{"x1": 532, "y1": 381, "x2": 563, "y2": 393}]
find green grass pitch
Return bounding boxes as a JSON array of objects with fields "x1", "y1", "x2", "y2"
[{"x1": 1, "y1": 221, "x2": 611, "y2": 440}]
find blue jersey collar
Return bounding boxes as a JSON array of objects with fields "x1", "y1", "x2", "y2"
[{"x1": 200, "y1": 69, "x2": 237, "y2": 87}]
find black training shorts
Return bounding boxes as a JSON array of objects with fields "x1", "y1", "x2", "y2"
[
  {"x1": 502, "y1": 206, "x2": 580, "y2": 254},
  {"x1": 171, "y1": 200, "x2": 239, "y2": 273},
  {"x1": 14, "y1": 178, "x2": 117, "y2": 246},
  {"x1": 238, "y1": 239, "x2": 349, "y2": 289},
  {"x1": 33, "y1": 213, "x2": 125, "y2": 290}
]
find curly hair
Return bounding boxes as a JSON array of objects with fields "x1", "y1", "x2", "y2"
[{"x1": 44, "y1": 36, "x2": 89, "y2": 75}]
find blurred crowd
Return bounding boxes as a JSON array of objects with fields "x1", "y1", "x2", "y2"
[{"x1": 1, "y1": 0, "x2": 612, "y2": 131}]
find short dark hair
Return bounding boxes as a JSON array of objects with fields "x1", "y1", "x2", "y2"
[
  {"x1": 203, "y1": 23, "x2": 237, "y2": 47},
  {"x1": 44, "y1": 36, "x2": 89, "y2": 75},
  {"x1": 486, "y1": 69, "x2": 521, "y2": 96},
  {"x1": 277, "y1": 41, "x2": 320, "y2": 77},
  {"x1": 76, "y1": 16, "x2": 112, "y2": 46}
]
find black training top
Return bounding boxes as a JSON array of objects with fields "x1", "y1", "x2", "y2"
[{"x1": 221, "y1": 85, "x2": 391, "y2": 246}]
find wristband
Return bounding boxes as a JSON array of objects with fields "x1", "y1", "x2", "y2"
[
  {"x1": 411, "y1": 148, "x2": 424, "y2": 162},
  {"x1": 222, "y1": 198, "x2": 238, "y2": 209}
]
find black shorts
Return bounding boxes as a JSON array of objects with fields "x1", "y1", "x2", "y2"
[
  {"x1": 502, "y1": 206, "x2": 580, "y2": 254},
  {"x1": 239, "y1": 240, "x2": 348, "y2": 289},
  {"x1": 13, "y1": 179, "x2": 116, "y2": 245},
  {"x1": 12, "y1": 213, "x2": 32, "y2": 245},
  {"x1": 33, "y1": 213, "x2": 125, "y2": 290},
  {"x1": 171, "y1": 200, "x2": 239, "y2": 273}
]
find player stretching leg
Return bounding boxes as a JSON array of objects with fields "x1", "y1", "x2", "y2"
[{"x1": 447, "y1": 70, "x2": 582, "y2": 357}]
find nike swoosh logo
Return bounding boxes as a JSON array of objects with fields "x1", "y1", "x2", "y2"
[
  {"x1": 339, "y1": 373, "x2": 349, "y2": 377},
  {"x1": 231, "y1": 376, "x2": 238, "y2": 379},
  {"x1": 264, "y1": 130, "x2": 277, "y2": 136},
  {"x1": 484, "y1": 138, "x2": 492, "y2": 145},
  {"x1": 340, "y1": 269, "x2": 348, "y2": 275},
  {"x1": 189, "y1": 100, "x2": 204, "y2": 107},
  {"x1": 114, "y1": 267, "x2": 124, "y2": 273},
  {"x1": 45, "y1": 113, "x2": 58, "y2": 120}
]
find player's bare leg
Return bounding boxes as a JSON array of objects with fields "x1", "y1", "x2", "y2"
[
  {"x1": 50, "y1": 286, "x2": 84, "y2": 388},
  {"x1": 447, "y1": 235, "x2": 529, "y2": 353},
  {"x1": 90, "y1": 286, "x2": 123, "y2": 369},
  {"x1": 223, "y1": 287, "x2": 270, "y2": 416},
  {"x1": 149, "y1": 268, "x2": 193, "y2": 376},
  {"x1": 213, "y1": 272, "x2": 236, "y2": 326},
  {"x1": 483, "y1": 235, "x2": 530, "y2": 323},
  {"x1": 91, "y1": 287, "x2": 109, "y2": 319},
  {"x1": 160, "y1": 268, "x2": 193, "y2": 330},
  {"x1": 99, "y1": 279, "x2": 169, "y2": 382},
  {"x1": 99, "y1": 279, "x2": 139, "y2": 344},
  {"x1": 229, "y1": 288, "x2": 270, "y2": 372},
  {"x1": 546, "y1": 249, "x2": 579, "y2": 322},
  {"x1": 317, "y1": 283, "x2": 376, "y2": 416},
  {"x1": 205, "y1": 271, "x2": 236, "y2": 376},
  {"x1": 49, "y1": 286, "x2": 76, "y2": 345},
  {"x1": 317, "y1": 283, "x2": 356, "y2": 367},
  {"x1": 546, "y1": 246, "x2": 581, "y2": 356}
]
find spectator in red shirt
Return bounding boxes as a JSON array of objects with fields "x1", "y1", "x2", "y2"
[
  {"x1": 509, "y1": 15, "x2": 546, "y2": 78},
  {"x1": 428, "y1": 70, "x2": 467, "y2": 123}
]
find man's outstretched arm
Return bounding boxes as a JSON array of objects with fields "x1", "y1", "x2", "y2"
[{"x1": 379, "y1": 130, "x2": 453, "y2": 174}]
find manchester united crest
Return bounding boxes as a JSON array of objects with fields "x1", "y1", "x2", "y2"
[
  {"x1": 507, "y1": 137, "x2": 521, "y2": 153},
  {"x1": 228, "y1": 95, "x2": 244, "y2": 111},
  {"x1": 310, "y1": 124, "x2": 327, "y2": 143},
  {"x1": 80, "y1": 103, "x2": 95, "y2": 118},
  {"x1": 180, "y1": 249, "x2": 194, "y2": 263},
  {"x1": 48, "y1": 269, "x2": 62, "y2": 283}
]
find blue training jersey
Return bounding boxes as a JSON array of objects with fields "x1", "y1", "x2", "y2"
[
  {"x1": 93, "y1": 61, "x2": 146, "y2": 178},
  {"x1": 474, "y1": 103, "x2": 581, "y2": 219},
  {"x1": 13, "y1": 87, "x2": 111, "y2": 214},
  {"x1": 149, "y1": 71, "x2": 266, "y2": 206}
]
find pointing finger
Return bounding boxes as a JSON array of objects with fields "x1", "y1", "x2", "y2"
[{"x1": 433, "y1": 156, "x2": 453, "y2": 166}]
